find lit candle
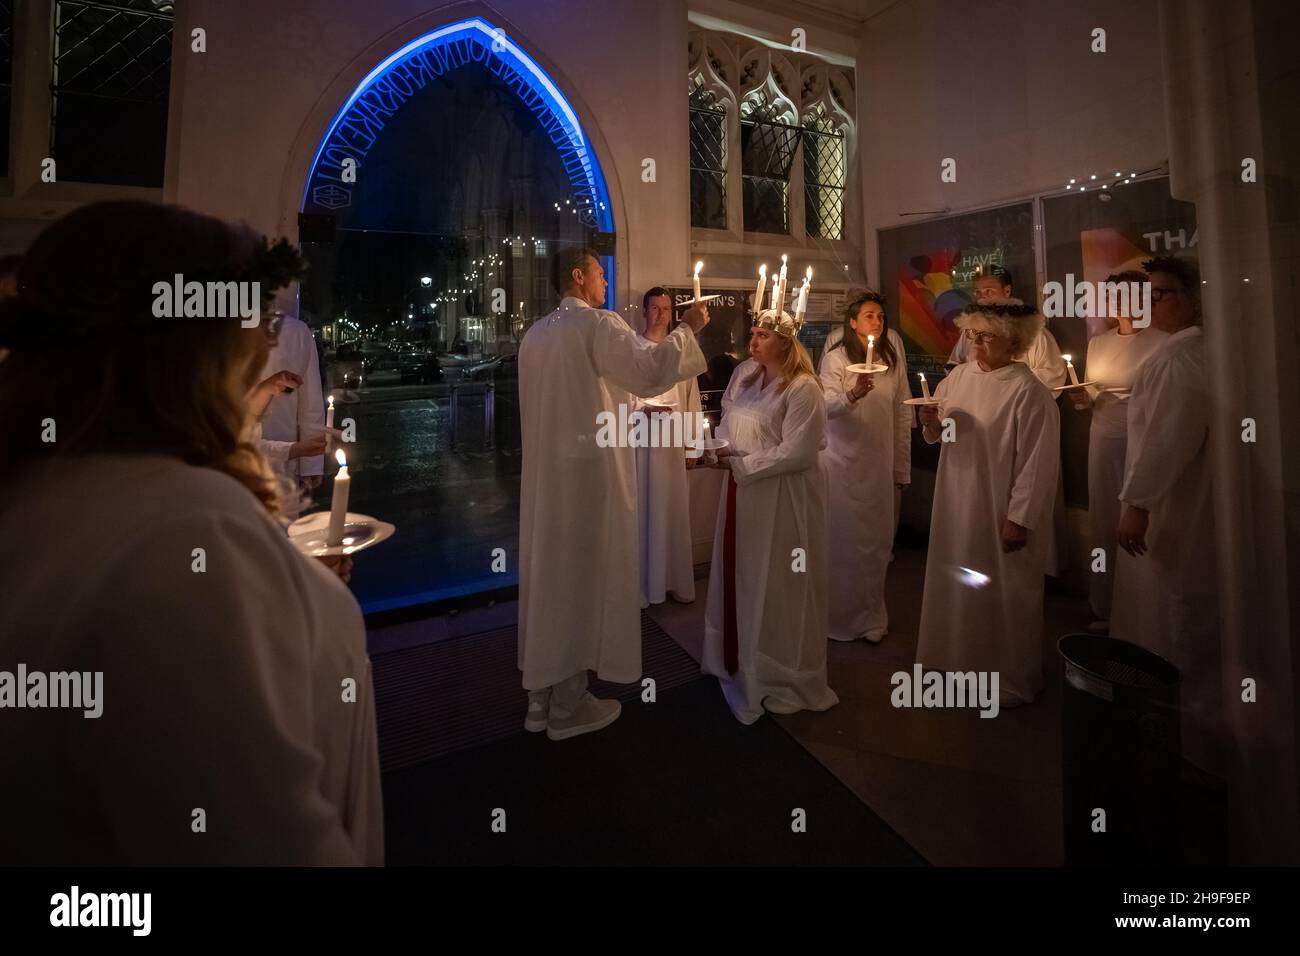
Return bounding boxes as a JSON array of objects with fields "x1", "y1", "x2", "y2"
[
  {"x1": 774, "y1": 256, "x2": 788, "y2": 315},
  {"x1": 754, "y1": 264, "x2": 767, "y2": 314},
  {"x1": 867, "y1": 334, "x2": 876, "y2": 368},
  {"x1": 795, "y1": 266, "x2": 812, "y2": 323},
  {"x1": 1064, "y1": 354, "x2": 1080, "y2": 385},
  {"x1": 327, "y1": 449, "x2": 351, "y2": 547},
  {"x1": 325, "y1": 394, "x2": 335, "y2": 430},
  {"x1": 693, "y1": 261, "x2": 703, "y2": 301},
  {"x1": 920, "y1": 372, "x2": 931, "y2": 401}
]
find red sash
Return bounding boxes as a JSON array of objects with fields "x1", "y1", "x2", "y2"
[{"x1": 723, "y1": 471, "x2": 739, "y2": 675}]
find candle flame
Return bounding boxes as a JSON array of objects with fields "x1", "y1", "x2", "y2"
[
  {"x1": 759, "y1": 263, "x2": 767, "y2": 276},
  {"x1": 805, "y1": 266, "x2": 813, "y2": 281},
  {"x1": 868, "y1": 334, "x2": 875, "y2": 344},
  {"x1": 781, "y1": 253, "x2": 788, "y2": 265},
  {"x1": 327, "y1": 395, "x2": 334, "y2": 408},
  {"x1": 335, "y1": 449, "x2": 347, "y2": 467},
  {"x1": 694, "y1": 260, "x2": 703, "y2": 275},
  {"x1": 1063, "y1": 354, "x2": 1073, "y2": 364},
  {"x1": 919, "y1": 372, "x2": 926, "y2": 381}
]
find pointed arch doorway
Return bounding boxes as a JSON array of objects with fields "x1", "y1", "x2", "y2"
[{"x1": 291, "y1": 16, "x2": 618, "y2": 612}]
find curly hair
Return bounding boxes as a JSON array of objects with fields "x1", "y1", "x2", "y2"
[
  {"x1": 954, "y1": 301, "x2": 1044, "y2": 358},
  {"x1": 1142, "y1": 256, "x2": 1201, "y2": 300}
]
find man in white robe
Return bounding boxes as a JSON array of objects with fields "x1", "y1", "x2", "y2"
[
  {"x1": 260, "y1": 289, "x2": 326, "y2": 492},
  {"x1": 918, "y1": 304, "x2": 1061, "y2": 705},
  {"x1": 635, "y1": 287, "x2": 704, "y2": 606},
  {"x1": 1111, "y1": 257, "x2": 1222, "y2": 775},
  {"x1": 518, "y1": 249, "x2": 708, "y2": 740}
]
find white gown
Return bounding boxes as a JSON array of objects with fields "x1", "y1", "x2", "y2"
[
  {"x1": 635, "y1": 334, "x2": 703, "y2": 606},
  {"x1": 260, "y1": 315, "x2": 326, "y2": 480},
  {"x1": 1081, "y1": 326, "x2": 1169, "y2": 620},
  {"x1": 0, "y1": 455, "x2": 382, "y2": 865},
  {"x1": 702, "y1": 363, "x2": 840, "y2": 724},
  {"x1": 916, "y1": 361, "x2": 1061, "y2": 702},
  {"x1": 518, "y1": 297, "x2": 705, "y2": 690},
  {"x1": 1110, "y1": 326, "x2": 1221, "y2": 773},
  {"x1": 818, "y1": 330, "x2": 913, "y2": 641}
]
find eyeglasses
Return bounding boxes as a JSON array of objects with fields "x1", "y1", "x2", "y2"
[
  {"x1": 1150, "y1": 288, "x2": 1182, "y2": 302},
  {"x1": 962, "y1": 329, "x2": 999, "y2": 344}
]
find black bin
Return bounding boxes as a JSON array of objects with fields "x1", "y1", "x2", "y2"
[{"x1": 1058, "y1": 634, "x2": 1181, "y2": 865}]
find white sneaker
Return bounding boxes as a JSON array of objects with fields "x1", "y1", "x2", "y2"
[
  {"x1": 524, "y1": 690, "x2": 550, "y2": 733},
  {"x1": 546, "y1": 693, "x2": 621, "y2": 741}
]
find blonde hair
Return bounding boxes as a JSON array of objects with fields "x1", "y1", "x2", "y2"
[
  {"x1": 954, "y1": 301, "x2": 1044, "y2": 358},
  {"x1": 742, "y1": 331, "x2": 817, "y2": 392}
]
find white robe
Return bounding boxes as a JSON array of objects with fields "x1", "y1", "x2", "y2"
[
  {"x1": 635, "y1": 334, "x2": 703, "y2": 606},
  {"x1": 518, "y1": 296, "x2": 705, "y2": 690},
  {"x1": 818, "y1": 330, "x2": 913, "y2": 641},
  {"x1": 1082, "y1": 326, "x2": 1169, "y2": 620},
  {"x1": 916, "y1": 361, "x2": 1061, "y2": 702},
  {"x1": 261, "y1": 315, "x2": 326, "y2": 479},
  {"x1": 1111, "y1": 326, "x2": 1221, "y2": 773},
  {"x1": 702, "y1": 364, "x2": 840, "y2": 723},
  {"x1": 0, "y1": 455, "x2": 382, "y2": 865}
]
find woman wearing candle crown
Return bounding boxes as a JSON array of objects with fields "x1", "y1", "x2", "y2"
[
  {"x1": 818, "y1": 290, "x2": 912, "y2": 643},
  {"x1": 915, "y1": 302, "x2": 1060, "y2": 706},
  {"x1": 702, "y1": 305, "x2": 839, "y2": 723},
  {"x1": 0, "y1": 201, "x2": 381, "y2": 864}
]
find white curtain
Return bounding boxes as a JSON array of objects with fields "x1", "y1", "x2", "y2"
[{"x1": 1158, "y1": 0, "x2": 1300, "y2": 863}]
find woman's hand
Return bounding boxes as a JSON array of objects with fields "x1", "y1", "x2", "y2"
[
  {"x1": 1066, "y1": 385, "x2": 1092, "y2": 410},
  {"x1": 711, "y1": 446, "x2": 736, "y2": 469},
  {"x1": 315, "y1": 554, "x2": 354, "y2": 584},
  {"x1": 918, "y1": 403, "x2": 942, "y2": 429},
  {"x1": 849, "y1": 374, "x2": 874, "y2": 402},
  {"x1": 1000, "y1": 518, "x2": 1028, "y2": 553}
]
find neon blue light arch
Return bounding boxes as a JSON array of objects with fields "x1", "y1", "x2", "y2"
[{"x1": 302, "y1": 16, "x2": 614, "y2": 236}]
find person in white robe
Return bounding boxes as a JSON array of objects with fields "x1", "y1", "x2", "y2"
[
  {"x1": 259, "y1": 296, "x2": 326, "y2": 490},
  {"x1": 818, "y1": 289, "x2": 912, "y2": 642},
  {"x1": 944, "y1": 267, "x2": 1067, "y2": 388},
  {"x1": 1111, "y1": 256, "x2": 1222, "y2": 775},
  {"x1": 702, "y1": 307, "x2": 839, "y2": 724},
  {"x1": 518, "y1": 249, "x2": 708, "y2": 740},
  {"x1": 1064, "y1": 270, "x2": 1169, "y2": 630},
  {"x1": 0, "y1": 201, "x2": 381, "y2": 863},
  {"x1": 635, "y1": 286, "x2": 704, "y2": 606},
  {"x1": 917, "y1": 303, "x2": 1061, "y2": 706}
]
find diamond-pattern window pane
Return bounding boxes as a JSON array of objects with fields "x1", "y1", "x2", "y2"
[
  {"x1": 803, "y1": 117, "x2": 846, "y2": 240},
  {"x1": 689, "y1": 87, "x2": 727, "y2": 229},
  {"x1": 0, "y1": 1, "x2": 12, "y2": 177},
  {"x1": 51, "y1": 0, "x2": 174, "y2": 186},
  {"x1": 741, "y1": 103, "x2": 798, "y2": 235}
]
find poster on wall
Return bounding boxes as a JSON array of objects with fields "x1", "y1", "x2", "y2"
[{"x1": 877, "y1": 202, "x2": 1036, "y2": 384}]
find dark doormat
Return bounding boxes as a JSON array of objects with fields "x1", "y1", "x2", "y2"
[
  {"x1": 371, "y1": 610, "x2": 701, "y2": 771},
  {"x1": 382, "y1": 678, "x2": 927, "y2": 866}
]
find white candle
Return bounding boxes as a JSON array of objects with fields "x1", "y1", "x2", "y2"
[
  {"x1": 920, "y1": 372, "x2": 931, "y2": 401},
  {"x1": 794, "y1": 266, "x2": 812, "y2": 323},
  {"x1": 693, "y1": 261, "x2": 703, "y2": 301},
  {"x1": 327, "y1": 448, "x2": 351, "y2": 547},
  {"x1": 1064, "y1": 354, "x2": 1080, "y2": 385},
  {"x1": 325, "y1": 394, "x2": 335, "y2": 430},
  {"x1": 754, "y1": 264, "x2": 767, "y2": 314},
  {"x1": 867, "y1": 334, "x2": 875, "y2": 368}
]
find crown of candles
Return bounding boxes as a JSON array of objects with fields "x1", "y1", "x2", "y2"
[{"x1": 752, "y1": 259, "x2": 811, "y2": 338}]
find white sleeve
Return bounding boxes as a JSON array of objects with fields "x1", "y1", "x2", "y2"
[
  {"x1": 819, "y1": 348, "x2": 855, "y2": 420},
  {"x1": 1006, "y1": 389, "x2": 1061, "y2": 530},
  {"x1": 1029, "y1": 328, "x2": 1068, "y2": 389},
  {"x1": 76, "y1": 512, "x2": 365, "y2": 864},
  {"x1": 730, "y1": 378, "x2": 826, "y2": 486},
  {"x1": 891, "y1": 333, "x2": 913, "y2": 483},
  {"x1": 591, "y1": 312, "x2": 706, "y2": 398},
  {"x1": 1120, "y1": 359, "x2": 1208, "y2": 510}
]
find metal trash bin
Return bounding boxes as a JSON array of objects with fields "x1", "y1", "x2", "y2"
[
  {"x1": 1058, "y1": 634, "x2": 1181, "y2": 865},
  {"x1": 450, "y1": 382, "x2": 494, "y2": 452}
]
